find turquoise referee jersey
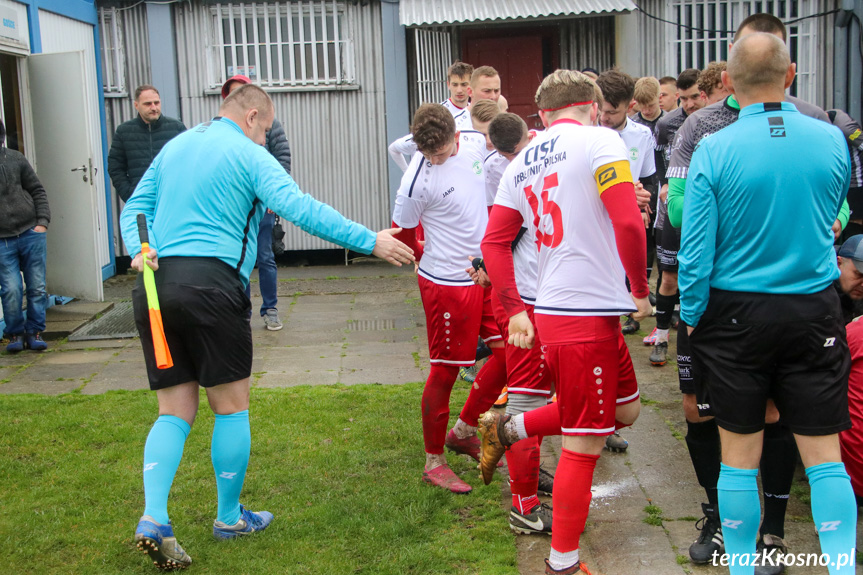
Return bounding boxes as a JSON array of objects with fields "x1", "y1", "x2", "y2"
[
  {"x1": 679, "y1": 102, "x2": 850, "y2": 327},
  {"x1": 120, "y1": 117, "x2": 376, "y2": 286}
]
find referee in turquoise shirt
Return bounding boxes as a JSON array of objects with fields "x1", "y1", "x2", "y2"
[
  {"x1": 120, "y1": 85, "x2": 414, "y2": 571},
  {"x1": 679, "y1": 33, "x2": 855, "y2": 575}
]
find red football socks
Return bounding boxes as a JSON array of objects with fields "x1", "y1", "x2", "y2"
[
  {"x1": 507, "y1": 436, "x2": 541, "y2": 512},
  {"x1": 551, "y1": 449, "x2": 599, "y2": 553},
  {"x1": 421, "y1": 364, "x2": 460, "y2": 454},
  {"x1": 523, "y1": 402, "x2": 562, "y2": 438},
  {"x1": 459, "y1": 347, "x2": 507, "y2": 426}
]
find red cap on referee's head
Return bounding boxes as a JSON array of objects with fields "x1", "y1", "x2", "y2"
[{"x1": 221, "y1": 74, "x2": 252, "y2": 99}]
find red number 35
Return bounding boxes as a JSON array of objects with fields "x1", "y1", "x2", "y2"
[{"x1": 524, "y1": 172, "x2": 562, "y2": 249}]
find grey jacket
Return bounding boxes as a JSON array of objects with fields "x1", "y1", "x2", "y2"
[{"x1": 0, "y1": 147, "x2": 50, "y2": 238}]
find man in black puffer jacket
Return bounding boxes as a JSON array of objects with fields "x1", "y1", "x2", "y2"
[
  {"x1": 0, "y1": 119, "x2": 51, "y2": 353},
  {"x1": 108, "y1": 84, "x2": 186, "y2": 202}
]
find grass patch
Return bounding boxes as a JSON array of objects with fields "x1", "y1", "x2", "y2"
[
  {"x1": 0, "y1": 383, "x2": 515, "y2": 575},
  {"x1": 643, "y1": 504, "x2": 664, "y2": 526}
]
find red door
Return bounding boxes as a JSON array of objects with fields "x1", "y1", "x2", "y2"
[{"x1": 462, "y1": 27, "x2": 559, "y2": 130}]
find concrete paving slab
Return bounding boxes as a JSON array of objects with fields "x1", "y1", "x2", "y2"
[
  {"x1": 40, "y1": 350, "x2": 116, "y2": 365},
  {"x1": 255, "y1": 369, "x2": 339, "y2": 388},
  {"x1": 19, "y1": 362, "x2": 102, "y2": 382},
  {"x1": 584, "y1": 520, "x2": 688, "y2": 574},
  {"x1": 0, "y1": 378, "x2": 81, "y2": 395},
  {"x1": 62, "y1": 338, "x2": 133, "y2": 350},
  {"x1": 82, "y1": 374, "x2": 150, "y2": 394}
]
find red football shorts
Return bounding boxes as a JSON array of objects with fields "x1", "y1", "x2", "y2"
[
  {"x1": 490, "y1": 289, "x2": 553, "y2": 397},
  {"x1": 418, "y1": 276, "x2": 485, "y2": 365},
  {"x1": 536, "y1": 315, "x2": 639, "y2": 435}
]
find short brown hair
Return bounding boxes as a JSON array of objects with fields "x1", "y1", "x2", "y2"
[
  {"x1": 633, "y1": 77, "x2": 660, "y2": 105},
  {"x1": 659, "y1": 76, "x2": 677, "y2": 87},
  {"x1": 135, "y1": 84, "x2": 159, "y2": 100},
  {"x1": 471, "y1": 66, "x2": 499, "y2": 88},
  {"x1": 698, "y1": 61, "x2": 727, "y2": 96},
  {"x1": 489, "y1": 113, "x2": 528, "y2": 155},
  {"x1": 596, "y1": 69, "x2": 635, "y2": 108},
  {"x1": 447, "y1": 61, "x2": 474, "y2": 80},
  {"x1": 220, "y1": 84, "x2": 273, "y2": 117},
  {"x1": 535, "y1": 69, "x2": 597, "y2": 114},
  {"x1": 470, "y1": 99, "x2": 500, "y2": 123},
  {"x1": 735, "y1": 13, "x2": 786, "y2": 43},
  {"x1": 411, "y1": 103, "x2": 456, "y2": 153}
]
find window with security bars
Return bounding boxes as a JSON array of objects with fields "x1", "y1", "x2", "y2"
[
  {"x1": 410, "y1": 28, "x2": 452, "y2": 111},
  {"x1": 99, "y1": 7, "x2": 127, "y2": 96},
  {"x1": 667, "y1": 0, "x2": 818, "y2": 101},
  {"x1": 207, "y1": 1, "x2": 355, "y2": 90}
]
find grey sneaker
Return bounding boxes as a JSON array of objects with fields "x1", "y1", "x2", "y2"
[
  {"x1": 459, "y1": 364, "x2": 478, "y2": 383},
  {"x1": 263, "y1": 309, "x2": 283, "y2": 331},
  {"x1": 649, "y1": 341, "x2": 668, "y2": 366},
  {"x1": 605, "y1": 431, "x2": 629, "y2": 452}
]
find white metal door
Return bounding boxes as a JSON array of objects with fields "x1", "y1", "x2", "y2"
[{"x1": 28, "y1": 50, "x2": 103, "y2": 301}]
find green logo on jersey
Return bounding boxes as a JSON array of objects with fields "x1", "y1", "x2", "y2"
[
  {"x1": 629, "y1": 147, "x2": 639, "y2": 162},
  {"x1": 473, "y1": 161, "x2": 482, "y2": 175}
]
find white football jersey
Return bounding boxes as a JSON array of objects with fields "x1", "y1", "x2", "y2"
[
  {"x1": 502, "y1": 119, "x2": 636, "y2": 315},
  {"x1": 388, "y1": 103, "x2": 474, "y2": 163},
  {"x1": 484, "y1": 150, "x2": 508, "y2": 207},
  {"x1": 442, "y1": 98, "x2": 468, "y2": 118},
  {"x1": 617, "y1": 119, "x2": 656, "y2": 179},
  {"x1": 393, "y1": 132, "x2": 489, "y2": 286}
]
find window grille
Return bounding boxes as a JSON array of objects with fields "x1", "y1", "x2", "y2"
[
  {"x1": 207, "y1": 1, "x2": 355, "y2": 90},
  {"x1": 667, "y1": 0, "x2": 818, "y2": 100},
  {"x1": 99, "y1": 7, "x2": 127, "y2": 95},
  {"x1": 412, "y1": 28, "x2": 452, "y2": 108}
]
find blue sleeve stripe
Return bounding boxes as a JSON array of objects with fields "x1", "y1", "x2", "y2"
[{"x1": 407, "y1": 161, "x2": 424, "y2": 198}]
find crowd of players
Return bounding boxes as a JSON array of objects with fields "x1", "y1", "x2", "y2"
[{"x1": 387, "y1": 12, "x2": 863, "y2": 575}]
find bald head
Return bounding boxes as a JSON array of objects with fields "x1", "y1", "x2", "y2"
[
  {"x1": 219, "y1": 84, "x2": 273, "y2": 117},
  {"x1": 219, "y1": 84, "x2": 274, "y2": 145},
  {"x1": 726, "y1": 32, "x2": 792, "y2": 99}
]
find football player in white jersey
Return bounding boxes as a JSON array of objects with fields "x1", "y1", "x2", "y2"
[
  {"x1": 479, "y1": 70, "x2": 651, "y2": 575},
  {"x1": 482, "y1": 112, "x2": 557, "y2": 534},
  {"x1": 388, "y1": 61, "x2": 475, "y2": 171},
  {"x1": 597, "y1": 70, "x2": 662, "y2": 373},
  {"x1": 391, "y1": 104, "x2": 506, "y2": 494}
]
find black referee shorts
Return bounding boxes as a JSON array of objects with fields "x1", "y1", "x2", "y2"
[
  {"x1": 654, "y1": 201, "x2": 681, "y2": 273},
  {"x1": 677, "y1": 318, "x2": 713, "y2": 417},
  {"x1": 133, "y1": 257, "x2": 253, "y2": 390},
  {"x1": 689, "y1": 287, "x2": 851, "y2": 436}
]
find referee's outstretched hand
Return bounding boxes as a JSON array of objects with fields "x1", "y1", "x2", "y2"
[
  {"x1": 631, "y1": 296, "x2": 652, "y2": 322},
  {"x1": 373, "y1": 228, "x2": 416, "y2": 267}
]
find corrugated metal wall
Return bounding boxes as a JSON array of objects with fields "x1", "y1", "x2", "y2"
[
  {"x1": 102, "y1": 4, "x2": 151, "y2": 139},
  {"x1": 561, "y1": 16, "x2": 616, "y2": 72},
  {"x1": 100, "y1": 3, "x2": 150, "y2": 257},
  {"x1": 174, "y1": 1, "x2": 389, "y2": 251},
  {"x1": 38, "y1": 10, "x2": 111, "y2": 270}
]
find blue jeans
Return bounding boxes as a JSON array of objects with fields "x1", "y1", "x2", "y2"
[
  {"x1": 243, "y1": 211, "x2": 278, "y2": 316},
  {"x1": 0, "y1": 229, "x2": 48, "y2": 336}
]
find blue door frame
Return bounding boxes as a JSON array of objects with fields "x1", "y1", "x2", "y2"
[{"x1": 18, "y1": 0, "x2": 116, "y2": 280}]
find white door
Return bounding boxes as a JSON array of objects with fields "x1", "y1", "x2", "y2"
[{"x1": 28, "y1": 50, "x2": 103, "y2": 301}]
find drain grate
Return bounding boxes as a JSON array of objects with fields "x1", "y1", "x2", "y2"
[
  {"x1": 346, "y1": 319, "x2": 397, "y2": 331},
  {"x1": 69, "y1": 301, "x2": 138, "y2": 341}
]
